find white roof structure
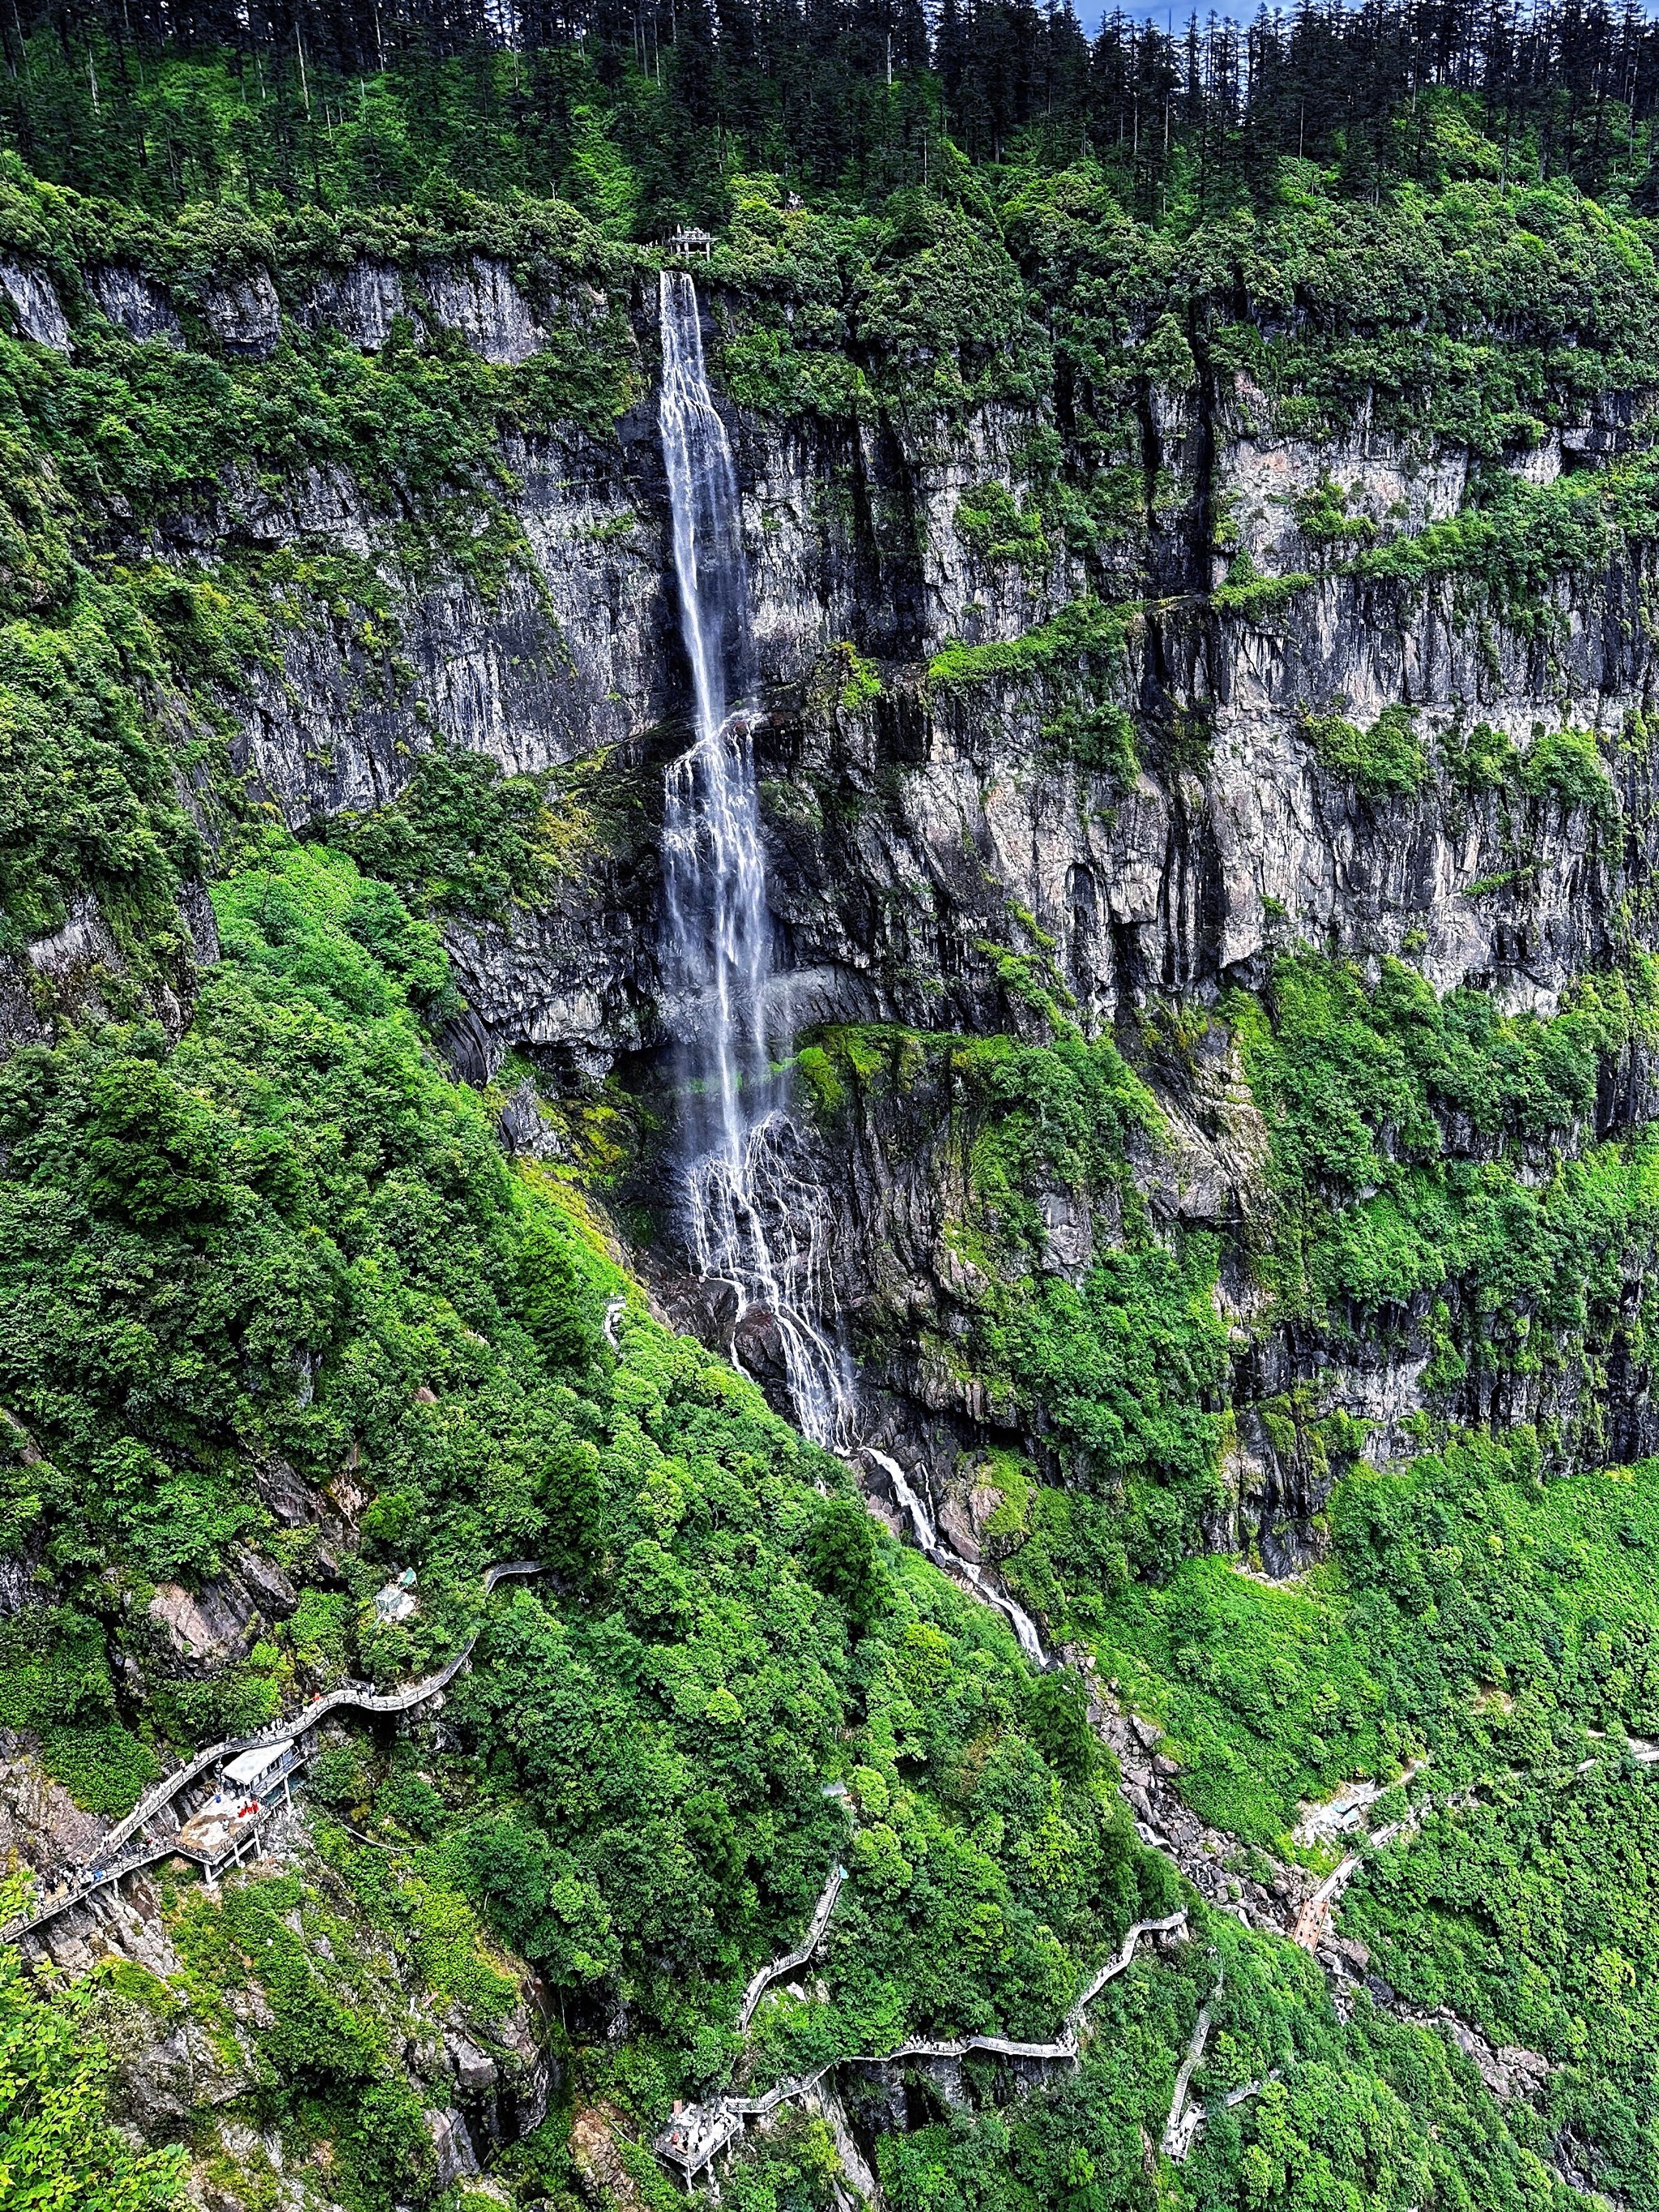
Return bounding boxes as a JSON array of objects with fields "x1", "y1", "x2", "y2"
[{"x1": 223, "y1": 1740, "x2": 292, "y2": 1787}]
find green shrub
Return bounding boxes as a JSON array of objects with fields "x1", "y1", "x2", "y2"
[
  {"x1": 326, "y1": 745, "x2": 597, "y2": 920},
  {"x1": 954, "y1": 480, "x2": 1050, "y2": 574},
  {"x1": 0, "y1": 1882, "x2": 186, "y2": 2209},
  {"x1": 1518, "y1": 727, "x2": 1618, "y2": 826},
  {"x1": 1438, "y1": 717, "x2": 1516, "y2": 792},
  {"x1": 1044, "y1": 702, "x2": 1140, "y2": 788},
  {"x1": 927, "y1": 596, "x2": 1133, "y2": 693},
  {"x1": 836, "y1": 643, "x2": 884, "y2": 710},
  {"x1": 1302, "y1": 702, "x2": 1427, "y2": 796},
  {"x1": 793, "y1": 1044, "x2": 846, "y2": 1117},
  {"x1": 37, "y1": 1723, "x2": 160, "y2": 1817},
  {"x1": 1294, "y1": 476, "x2": 1378, "y2": 550},
  {"x1": 1213, "y1": 550, "x2": 1315, "y2": 620}
]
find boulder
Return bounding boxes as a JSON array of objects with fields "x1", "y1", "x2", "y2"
[
  {"x1": 936, "y1": 1495, "x2": 983, "y2": 1565},
  {"x1": 429, "y1": 2105, "x2": 480, "y2": 2189},
  {"x1": 235, "y1": 1551, "x2": 298, "y2": 1619},
  {"x1": 446, "y1": 2029, "x2": 499, "y2": 2095},
  {"x1": 146, "y1": 1579, "x2": 258, "y2": 1667}
]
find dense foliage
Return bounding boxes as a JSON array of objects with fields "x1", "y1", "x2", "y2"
[
  {"x1": 1063, "y1": 1432, "x2": 1659, "y2": 2210},
  {"x1": 0, "y1": 1869, "x2": 186, "y2": 2210},
  {"x1": 875, "y1": 1918, "x2": 1569, "y2": 2212},
  {"x1": 803, "y1": 1020, "x2": 1230, "y2": 1583},
  {"x1": 1233, "y1": 954, "x2": 1659, "y2": 1454},
  {"x1": 12, "y1": 0, "x2": 1659, "y2": 226},
  {"x1": 2, "y1": 835, "x2": 1622, "y2": 2211},
  {"x1": 0, "y1": 838, "x2": 1199, "y2": 2169}
]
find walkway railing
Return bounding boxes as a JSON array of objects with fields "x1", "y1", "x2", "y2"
[
  {"x1": 658, "y1": 1909, "x2": 1190, "y2": 2180},
  {"x1": 3, "y1": 1560, "x2": 544, "y2": 1947}
]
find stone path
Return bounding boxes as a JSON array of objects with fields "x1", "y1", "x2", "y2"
[
  {"x1": 857, "y1": 1491, "x2": 1591, "y2": 2181},
  {"x1": 738, "y1": 1863, "x2": 845, "y2": 2031}
]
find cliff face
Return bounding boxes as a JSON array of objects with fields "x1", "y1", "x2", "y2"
[
  {"x1": 6, "y1": 142, "x2": 1659, "y2": 2212},
  {"x1": 9, "y1": 246, "x2": 1655, "y2": 1564},
  {"x1": 212, "y1": 282, "x2": 1648, "y2": 1048},
  {"x1": 198, "y1": 275, "x2": 1650, "y2": 1546},
  {"x1": 0, "y1": 1751, "x2": 552, "y2": 2211}
]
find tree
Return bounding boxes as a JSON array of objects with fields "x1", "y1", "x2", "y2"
[
  {"x1": 805, "y1": 1496, "x2": 885, "y2": 1629},
  {"x1": 1026, "y1": 1667, "x2": 1098, "y2": 1783}
]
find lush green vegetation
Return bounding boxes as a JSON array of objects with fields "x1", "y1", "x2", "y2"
[
  {"x1": 906, "y1": 953, "x2": 1659, "y2": 2208},
  {"x1": 0, "y1": 835, "x2": 1201, "y2": 2194},
  {"x1": 785, "y1": 957, "x2": 1659, "y2": 2207},
  {"x1": 323, "y1": 745, "x2": 602, "y2": 921},
  {"x1": 6, "y1": 842, "x2": 1621, "y2": 2210},
  {"x1": 1303, "y1": 703, "x2": 1427, "y2": 798},
  {"x1": 926, "y1": 600, "x2": 1138, "y2": 695},
  {"x1": 1228, "y1": 954, "x2": 1659, "y2": 1445},
  {"x1": 804, "y1": 1021, "x2": 1230, "y2": 1584},
  {"x1": 0, "y1": 1868, "x2": 186, "y2": 2210},
  {"x1": 1064, "y1": 1433, "x2": 1659, "y2": 2210},
  {"x1": 145, "y1": 1845, "x2": 523, "y2": 2211},
  {"x1": 873, "y1": 1915, "x2": 1569, "y2": 2212}
]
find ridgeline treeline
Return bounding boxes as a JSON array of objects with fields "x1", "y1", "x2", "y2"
[{"x1": 10, "y1": 0, "x2": 1659, "y2": 226}]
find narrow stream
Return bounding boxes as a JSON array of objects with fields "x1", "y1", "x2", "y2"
[{"x1": 864, "y1": 1446, "x2": 1049, "y2": 1667}]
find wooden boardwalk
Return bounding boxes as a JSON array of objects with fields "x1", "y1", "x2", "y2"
[{"x1": 657, "y1": 1909, "x2": 1191, "y2": 2181}]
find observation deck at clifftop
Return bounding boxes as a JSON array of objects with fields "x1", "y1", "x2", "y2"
[{"x1": 662, "y1": 227, "x2": 713, "y2": 259}]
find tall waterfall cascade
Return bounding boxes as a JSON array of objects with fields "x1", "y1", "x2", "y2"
[{"x1": 656, "y1": 269, "x2": 855, "y2": 1451}]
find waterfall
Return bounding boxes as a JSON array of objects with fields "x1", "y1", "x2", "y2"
[
  {"x1": 863, "y1": 1449, "x2": 1050, "y2": 1668},
  {"x1": 657, "y1": 270, "x2": 855, "y2": 1451},
  {"x1": 654, "y1": 273, "x2": 1048, "y2": 1666}
]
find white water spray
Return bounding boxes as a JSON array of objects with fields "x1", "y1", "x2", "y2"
[
  {"x1": 658, "y1": 270, "x2": 855, "y2": 1450},
  {"x1": 863, "y1": 1448, "x2": 1050, "y2": 1667},
  {"x1": 655, "y1": 274, "x2": 1051, "y2": 1659}
]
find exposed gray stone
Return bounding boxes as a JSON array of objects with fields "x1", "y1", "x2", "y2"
[
  {"x1": 497, "y1": 1078, "x2": 569, "y2": 1159},
  {"x1": 91, "y1": 265, "x2": 181, "y2": 346},
  {"x1": 936, "y1": 1497, "x2": 983, "y2": 1565},
  {"x1": 146, "y1": 1578, "x2": 259, "y2": 1668},
  {"x1": 429, "y1": 2105, "x2": 480, "y2": 2188},
  {"x1": 0, "y1": 1736, "x2": 108, "y2": 1873},
  {"x1": 307, "y1": 258, "x2": 407, "y2": 349},
  {"x1": 428, "y1": 254, "x2": 542, "y2": 365},
  {"x1": 203, "y1": 269, "x2": 280, "y2": 357},
  {"x1": 446, "y1": 2030, "x2": 499, "y2": 2095},
  {"x1": 235, "y1": 1552, "x2": 298, "y2": 1620},
  {"x1": 0, "y1": 263, "x2": 70, "y2": 349}
]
